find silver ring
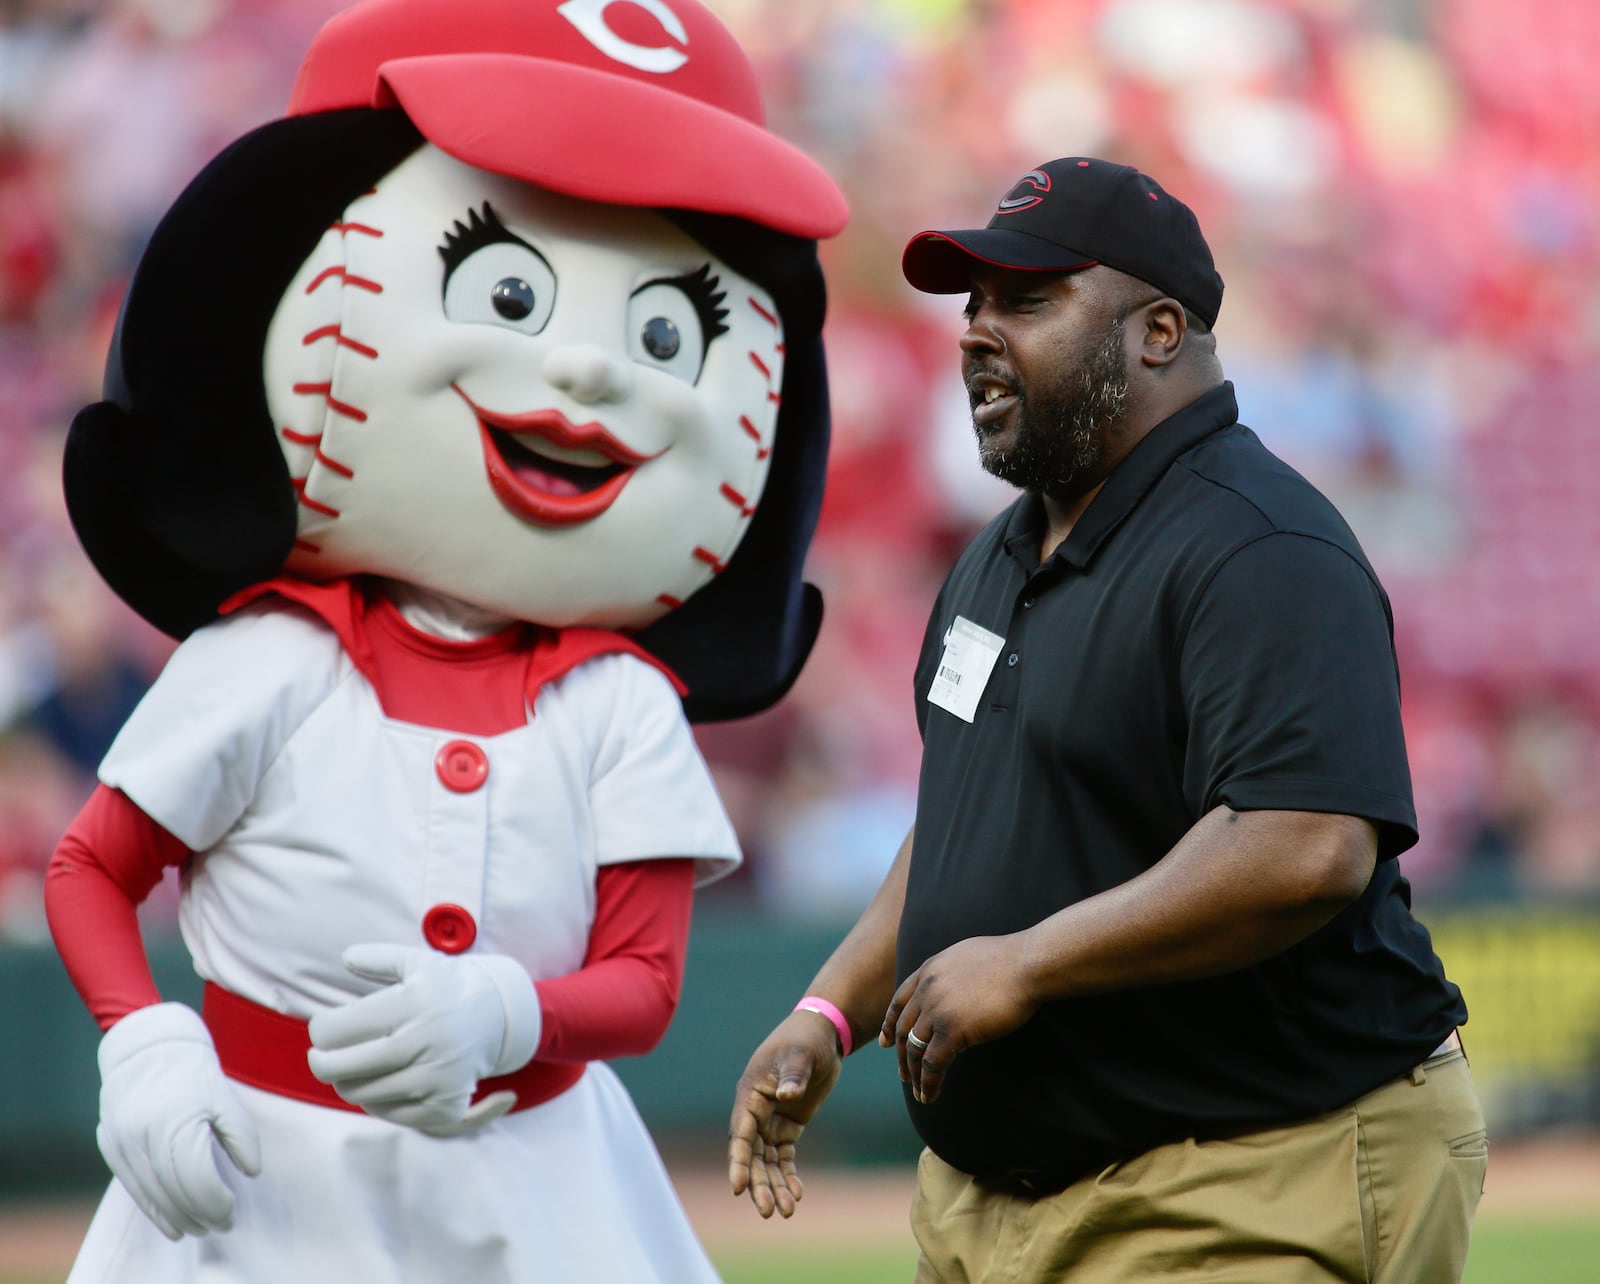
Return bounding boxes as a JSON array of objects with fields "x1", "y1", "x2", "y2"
[{"x1": 906, "y1": 1030, "x2": 929, "y2": 1051}]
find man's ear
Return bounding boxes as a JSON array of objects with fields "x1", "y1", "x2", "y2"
[{"x1": 1139, "y1": 297, "x2": 1186, "y2": 367}]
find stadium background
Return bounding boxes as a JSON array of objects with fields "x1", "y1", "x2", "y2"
[{"x1": 0, "y1": 0, "x2": 1597, "y2": 1278}]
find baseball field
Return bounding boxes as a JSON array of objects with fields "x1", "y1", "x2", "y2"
[
  {"x1": 4, "y1": 1141, "x2": 1593, "y2": 1283},
  {"x1": 697, "y1": 1142, "x2": 1600, "y2": 1283}
]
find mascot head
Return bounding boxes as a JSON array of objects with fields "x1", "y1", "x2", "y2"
[{"x1": 65, "y1": 0, "x2": 847, "y2": 721}]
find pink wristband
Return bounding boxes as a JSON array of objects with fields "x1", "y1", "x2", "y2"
[{"x1": 794, "y1": 995, "x2": 853, "y2": 1057}]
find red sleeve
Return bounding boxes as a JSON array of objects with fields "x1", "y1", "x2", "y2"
[
  {"x1": 44, "y1": 785, "x2": 191, "y2": 1031},
  {"x1": 532, "y1": 858, "x2": 694, "y2": 1063}
]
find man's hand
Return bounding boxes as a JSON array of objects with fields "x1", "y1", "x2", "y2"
[
  {"x1": 727, "y1": 1010, "x2": 842, "y2": 1218},
  {"x1": 307, "y1": 944, "x2": 540, "y2": 1136},
  {"x1": 880, "y1": 934, "x2": 1038, "y2": 1105},
  {"x1": 96, "y1": 1002, "x2": 262, "y2": 1240}
]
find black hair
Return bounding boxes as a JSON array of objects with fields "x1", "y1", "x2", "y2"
[
  {"x1": 640, "y1": 207, "x2": 831, "y2": 720},
  {"x1": 65, "y1": 109, "x2": 426, "y2": 641}
]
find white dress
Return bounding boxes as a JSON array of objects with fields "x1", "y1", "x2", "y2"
[{"x1": 68, "y1": 601, "x2": 739, "y2": 1284}]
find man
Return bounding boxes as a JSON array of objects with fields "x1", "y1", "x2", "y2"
[{"x1": 728, "y1": 158, "x2": 1485, "y2": 1282}]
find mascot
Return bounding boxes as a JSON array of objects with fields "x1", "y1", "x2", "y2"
[{"x1": 42, "y1": 1, "x2": 846, "y2": 1279}]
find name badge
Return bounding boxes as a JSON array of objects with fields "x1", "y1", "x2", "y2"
[{"x1": 927, "y1": 616, "x2": 1005, "y2": 723}]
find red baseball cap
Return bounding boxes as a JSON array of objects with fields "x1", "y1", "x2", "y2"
[{"x1": 288, "y1": 0, "x2": 848, "y2": 240}]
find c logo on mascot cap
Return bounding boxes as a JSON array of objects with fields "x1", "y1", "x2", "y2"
[{"x1": 557, "y1": 0, "x2": 689, "y2": 73}]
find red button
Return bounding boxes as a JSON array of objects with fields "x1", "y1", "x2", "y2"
[
  {"x1": 435, "y1": 740, "x2": 489, "y2": 793},
  {"x1": 422, "y1": 903, "x2": 477, "y2": 954}
]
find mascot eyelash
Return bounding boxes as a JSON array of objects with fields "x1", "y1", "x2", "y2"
[
  {"x1": 438, "y1": 201, "x2": 545, "y2": 282},
  {"x1": 636, "y1": 262, "x2": 731, "y2": 344}
]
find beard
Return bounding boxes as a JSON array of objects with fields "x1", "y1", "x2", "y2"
[{"x1": 970, "y1": 315, "x2": 1130, "y2": 499}]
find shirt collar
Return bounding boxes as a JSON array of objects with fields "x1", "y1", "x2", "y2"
[{"x1": 1003, "y1": 382, "x2": 1239, "y2": 571}]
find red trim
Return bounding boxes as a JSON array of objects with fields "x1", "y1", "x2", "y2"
[
  {"x1": 747, "y1": 351, "x2": 772, "y2": 381},
  {"x1": 219, "y1": 579, "x2": 378, "y2": 686},
  {"x1": 692, "y1": 547, "x2": 726, "y2": 574},
  {"x1": 736, "y1": 413, "x2": 768, "y2": 457},
  {"x1": 294, "y1": 538, "x2": 322, "y2": 554},
  {"x1": 288, "y1": 448, "x2": 356, "y2": 508},
  {"x1": 281, "y1": 427, "x2": 322, "y2": 446},
  {"x1": 293, "y1": 382, "x2": 368, "y2": 422},
  {"x1": 901, "y1": 230, "x2": 1100, "y2": 293},
  {"x1": 542, "y1": 626, "x2": 688, "y2": 696},
  {"x1": 953, "y1": 249, "x2": 1095, "y2": 275},
  {"x1": 291, "y1": 479, "x2": 341, "y2": 518},
  {"x1": 655, "y1": 593, "x2": 683, "y2": 609},
  {"x1": 328, "y1": 221, "x2": 384, "y2": 238},
  {"x1": 202, "y1": 983, "x2": 584, "y2": 1115},
  {"x1": 315, "y1": 447, "x2": 355, "y2": 479},
  {"x1": 747, "y1": 297, "x2": 777, "y2": 327},
  {"x1": 302, "y1": 326, "x2": 379, "y2": 359},
  {"x1": 719, "y1": 483, "x2": 755, "y2": 516},
  {"x1": 305, "y1": 266, "x2": 382, "y2": 295},
  {"x1": 216, "y1": 578, "x2": 690, "y2": 718}
]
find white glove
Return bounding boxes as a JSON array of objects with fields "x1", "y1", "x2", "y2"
[
  {"x1": 95, "y1": 1002, "x2": 262, "y2": 1241},
  {"x1": 307, "y1": 943, "x2": 541, "y2": 1137}
]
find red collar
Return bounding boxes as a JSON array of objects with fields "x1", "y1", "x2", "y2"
[{"x1": 219, "y1": 577, "x2": 685, "y2": 733}]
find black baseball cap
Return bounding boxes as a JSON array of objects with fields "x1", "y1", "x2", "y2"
[{"x1": 901, "y1": 157, "x2": 1224, "y2": 328}]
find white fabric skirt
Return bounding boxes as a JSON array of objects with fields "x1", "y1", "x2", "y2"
[{"x1": 68, "y1": 1064, "x2": 721, "y2": 1283}]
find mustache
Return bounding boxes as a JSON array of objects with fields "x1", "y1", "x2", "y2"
[{"x1": 964, "y1": 363, "x2": 1019, "y2": 406}]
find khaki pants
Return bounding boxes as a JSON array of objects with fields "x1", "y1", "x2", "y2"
[{"x1": 911, "y1": 1047, "x2": 1486, "y2": 1283}]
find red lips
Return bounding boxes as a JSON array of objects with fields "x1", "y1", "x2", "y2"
[{"x1": 452, "y1": 384, "x2": 663, "y2": 527}]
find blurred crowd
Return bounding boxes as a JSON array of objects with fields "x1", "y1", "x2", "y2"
[{"x1": 1, "y1": 0, "x2": 1597, "y2": 940}]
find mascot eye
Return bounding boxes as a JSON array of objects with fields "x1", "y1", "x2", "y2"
[
  {"x1": 492, "y1": 277, "x2": 537, "y2": 320},
  {"x1": 442, "y1": 239, "x2": 556, "y2": 336},
  {"x1": 640, "y1": 316, "x2": 681, "y2": 360},
  {"x1": 628, "y1": 279, "x2": 712, "y2": 382}
]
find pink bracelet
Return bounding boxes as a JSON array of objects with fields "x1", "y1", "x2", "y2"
[{"x1": 794, "y1": 995, "x2": 853, "y2": 1057}]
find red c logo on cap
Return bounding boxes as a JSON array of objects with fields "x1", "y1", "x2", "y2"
[
  {"x1": 557, "y1": 0, "x2": 689, "y2": 73},
  {"x1": 995, "y1": 170, "x2": 1051, "y2": 215}
]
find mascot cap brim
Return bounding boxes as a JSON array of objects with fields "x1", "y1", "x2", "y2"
[
  {"x1": 378, "y1": 56, "x2": 845, "y2": 238},
  {"x1": 287, "y1": 0, "x2": 847, "y2": 239}
]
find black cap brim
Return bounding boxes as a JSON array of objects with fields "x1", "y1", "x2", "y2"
[{"x1": 901, "y1": 228, "x2": 1097, "y2": 294}]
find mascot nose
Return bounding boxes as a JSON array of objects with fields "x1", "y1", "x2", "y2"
[{"x1": 542, "y1": 345, "x2": 634, "y2": 404}]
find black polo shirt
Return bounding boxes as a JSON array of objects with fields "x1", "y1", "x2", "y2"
[{"x1": 899, "y1": 383, "x2": 1466, "y2": 1188}]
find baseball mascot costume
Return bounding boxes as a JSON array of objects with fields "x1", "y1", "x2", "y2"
[{"x1": 43, "y1": 1, "x2": 845, "y2": 1279}]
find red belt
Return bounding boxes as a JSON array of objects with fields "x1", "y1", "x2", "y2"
[{"x1": 202, "y1": 982, "x2": 584, "y2": 1115}]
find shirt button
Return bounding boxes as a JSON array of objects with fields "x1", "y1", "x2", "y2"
[
  {"x1": 1022, "y1": 598, "x2": 1035, "y2": 609},
  {"x1": 435, "y1": 740, "x2": 489, "y2": 793},
  {"x1": 1008, "y1": 652, "x2": 1019, "y2": 667},
  {"x1": 422, "y1": 903, "x2": 478, "y2": 954}
]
